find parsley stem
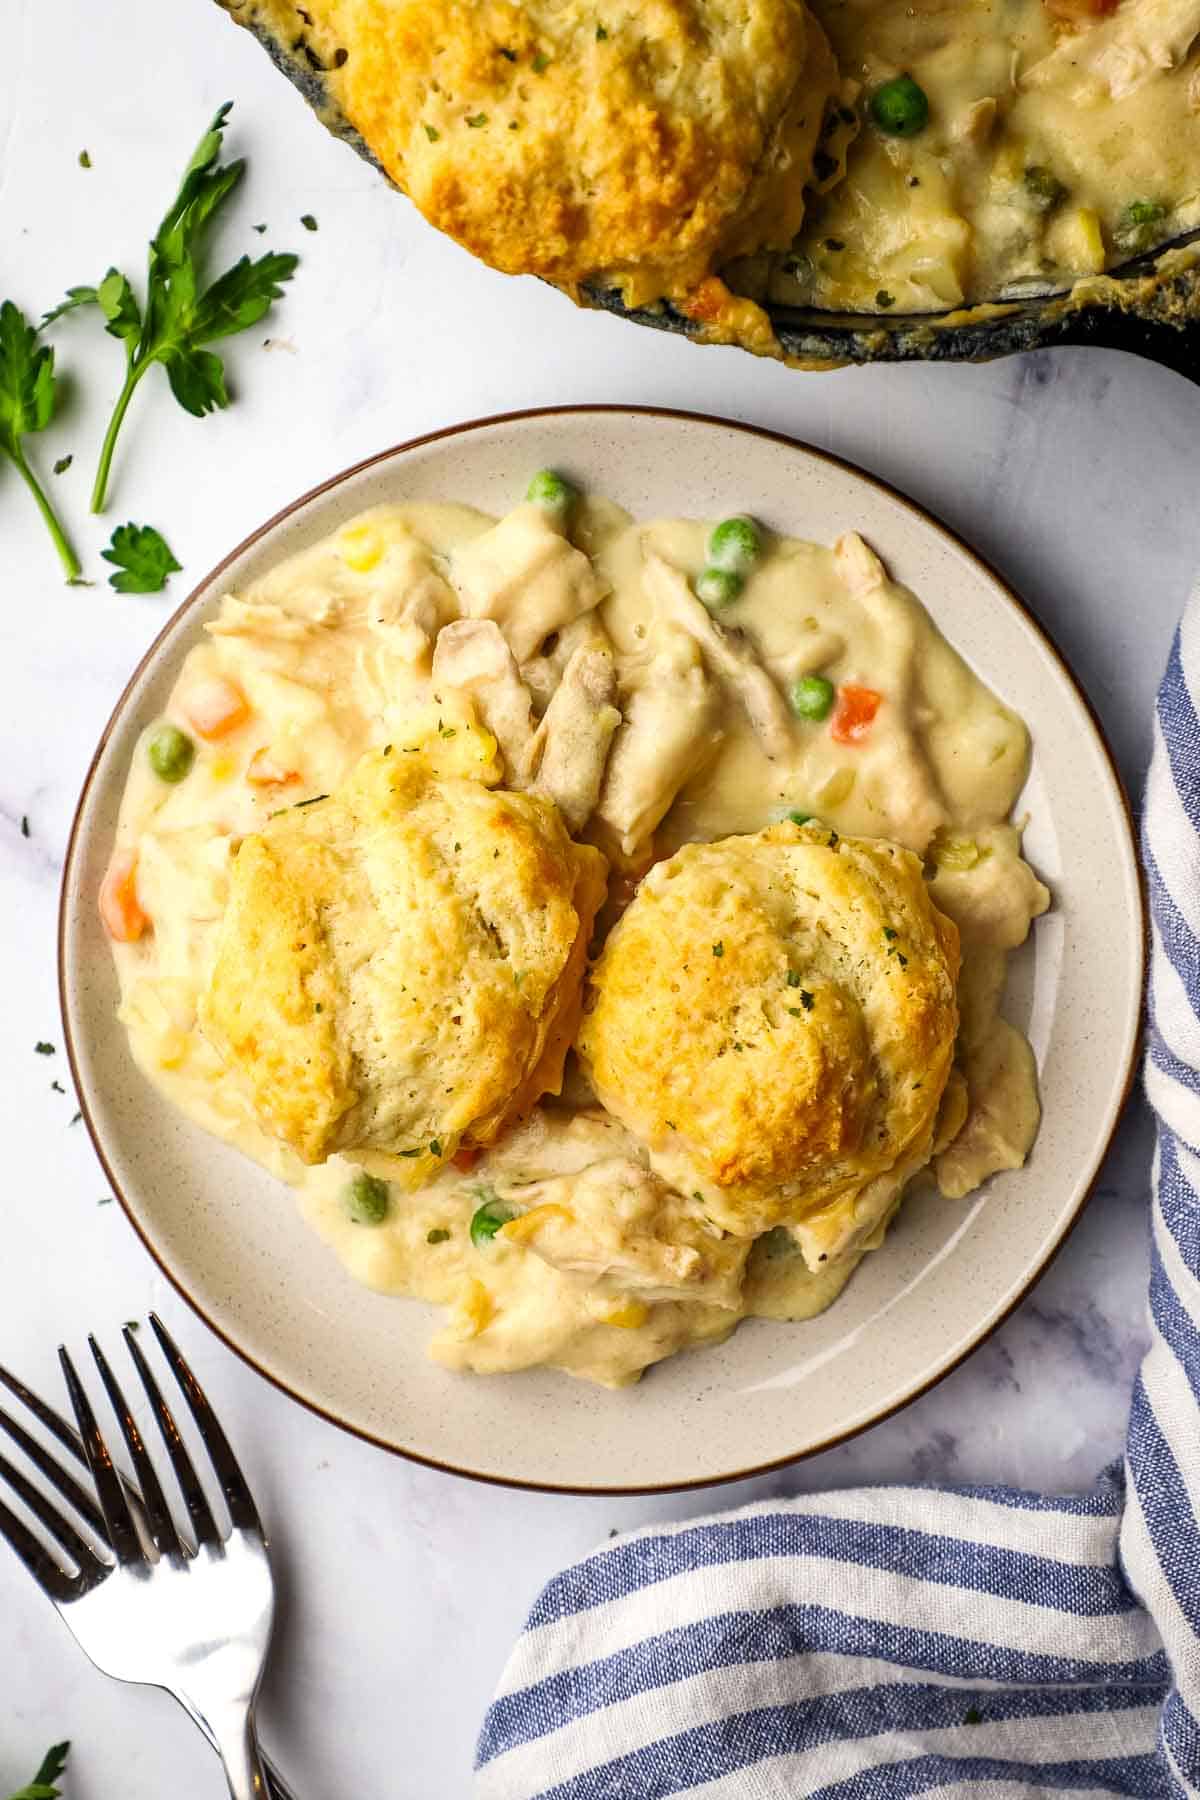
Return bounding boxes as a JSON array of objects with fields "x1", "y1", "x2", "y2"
[
  {"x1": 9, "y1": 442, "x2": 82, "y2": 581},
  {"x1": 90, "y1": 359, "x2": 148, "y2": 514}
]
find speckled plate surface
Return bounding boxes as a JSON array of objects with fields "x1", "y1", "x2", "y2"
[{"x1": 59, "y1": 407, "x2": 1145, "y2": 1493}]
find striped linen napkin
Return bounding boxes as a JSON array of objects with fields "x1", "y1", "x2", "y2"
[{"x1": 474, "y1": 604, "x2": 1200, "y2": 1798}]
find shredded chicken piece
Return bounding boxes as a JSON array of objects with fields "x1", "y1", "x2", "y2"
[
  {"x1": 449, "y1": 502, "x2": 606, "y2": 664},
  {"x1": 833, "y1": 533, "x2": 949, "y2": 849},
  {"x1": 641, "y1": 548, "x2": 793, "y2": 758},
  {"x1": 1023, "y1": 0, "x2": 1200, "y2": 97},
  {"x1": 522, "y1": 614, "x2": 613, "y2": 712},
  {"x1": 495, "y1": 1157, "x2": 746, "y2": 1308},
  {"x1": 431, "y1": 619, "x2": 535, "y2": 781},
  {"x1": 527, "y1": 646, "x2": 622, "y2": 833},
  {"x1": 596, "y1": 635, "x2": 721, "y2": 857},
  {"x1": 367, "y1": 536, "x2": 456, "y2": 665}
]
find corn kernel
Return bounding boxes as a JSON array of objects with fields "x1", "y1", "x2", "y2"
[
  {"x1": 156, "y1": 1027, "x2": 189, "y2": 1070},
  {"x1": 454, "y1": 1277, "x2": 494, "y2": 1339},
  {"x1": 501, "y1": 1203, "x2": 574, "y2": 1243},
  {"x1": 208, "y1": 755, "x2": 236, "y2": 784},
  {"x1": 604, "y1": 1300, "x2": 649, "y2": 1330},
  {"x1": 340, "y1": 526, "x2": 384, "y2": 573}
]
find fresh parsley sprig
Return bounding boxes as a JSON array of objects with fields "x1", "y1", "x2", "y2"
[
  {"x1": 5, "y1": 1741, "x2": 70, "y2": 1800},
  {"x1": 44, "y1": 102, "x2": 298, "y2": 514},
  {"x1": 0, "y1": 303, "x2": 82, "y2": 582},
  {"x1": 103, "y1": 522, "x2": 181, "y2": 593}
]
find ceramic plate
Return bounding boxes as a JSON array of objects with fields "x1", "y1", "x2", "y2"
[{"x1": 60, "y1": 407, "x2": 1145, "y2": 1493}]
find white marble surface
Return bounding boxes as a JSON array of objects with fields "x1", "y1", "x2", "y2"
[{"x1": 2, "y1": 1, "x2": 1196, "y2": 1793}]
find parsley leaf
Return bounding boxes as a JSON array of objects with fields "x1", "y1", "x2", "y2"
[
  {"x1": 0, "y1": 302, "x2": 82, "y2": 580},
  {"x1": 43, "y1": 102, "x2": 299, "y2": 514},
  {"x1": 6, "y1": 1741, "x2": 70, "y2": 1800},
  {"x1": 102, "y1": 522, "x2": 181, "y2": 593}
]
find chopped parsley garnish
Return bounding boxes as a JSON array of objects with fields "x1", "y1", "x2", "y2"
[
  {"x1": 498, "y1": 46, "x2": 517, "y2": 60},
  {"x1": 786, "y1": 970, "x2": 802, "y2": 988},
  {"x1": 963, "y1": 1707, "x2": 983, "y2": 1726},
  {"x1": 712, "y1": 941, "x2": 724, "y2": 958},
  {"x1": 51, "y1": 1080, "x2": 65, "y2": 1094},
  {"x1": 800, "y1": 991, "x2": 814, "y2": 1011},
  {"x1": 79, "y1": 149, "x2": 92, "y2": 168},
  {"x1": 429, "y1": 1139, "x2": 443, "y2": 1156},
  {"x1": 399, "y1": 1147, "x2": 421, "y2": 1158},
  {"x1": 875, "y1": 289, "x2": 896, "y2": 309},
  {"x1": 423, "y1": 124, "x2": 440, "y2": 142},
  {"x1": 466, "y1": 113, "x2": 488, "y2": 128},
  {"x1": 35, "y1": 1041, "x2": 55, "y2": 1056},
  {"x1": 427, "y1": 1228, "x2": 451, "y2": 1244},
  {"x1": 596, "y1": 23, "x2": 609, "y2": 37},
  {"x1": 883, "y1": 927, "x2": 898, "y2": 941},
  {"x1": 70, "y1": 1111, "x2": 81, "y2": 1125},
  {"x1": 20, "y1": 815, "x2": 29, "y2": 837},
  {"x1": 532, "y1": 51, "x2": 550, "y2": 71},
  {"x1": 294, "y1": 793, "x2": 329, "y2": 807},
  {"x1": 53, "y1": 454, "x2": 72, "y2": 475},
  {"x1": 300, "y1": 213, "x2": 318, "y2": 231}
]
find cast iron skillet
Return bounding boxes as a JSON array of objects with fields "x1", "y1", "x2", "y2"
[
  {"x1": 216, "y1": 2, "x2": 1200, "y2": 383},
  {"x1": 582, "y1": 232, "x2": 1200, "y2": 382}
]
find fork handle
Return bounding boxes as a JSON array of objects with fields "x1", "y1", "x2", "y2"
[
  {"x1": 261, "y1": 1753, "x2": 298, "y2": 1800},
  {"x1": 210, "y1": 1710, "x2": 270, "y2": 1800}
]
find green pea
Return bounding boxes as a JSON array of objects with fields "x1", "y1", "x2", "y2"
[
  {"x1": 789, "y1": 675, "x2": 835, "y2": 722},
  {"x1": 1115, "y1": 199, "x2": 1167, "y2": 255},
  {"x1": 695, "y1": 566, "x2": 742, "y2": 610},
  {"x1": 147, "y1": 723, "x2": 195, "y2": 784},
  {"x1": 345, "y1": 1170, "x2": 389, "y2": 1225},
  {"x1": 869, "y1": 75, "x2": 929, "y2": 138},
  {"x1": 1023, "y1": 165, "x2": 1066, "y2": 213},
  {"x1": 525, "y1": 468, "x2": 577, "y2": 513},
  {"x1": 707, "y1": 516, "x2": 760, "y2": 576},
  {"x1": 470, "y1": 1195, "x2": 517, "y2": 1248}
]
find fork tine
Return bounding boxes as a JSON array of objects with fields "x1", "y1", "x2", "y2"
[
  {"x1": 0, "y1": 1401, "x2": 107, "y2": 1540},
  {"x1": 124, "y1": 1325, "x2": 221, "y2": 1549},
  {"x1": 58, "y1": 1347, "x2": 144, "y2": 1567},
  {"x1": 0, "y1": 1359, "x2": 88, "y2": 1468},
  {"x1": 0, "y1": 1443, "x2": 108, "y2": 1580},
  {"x1": 0, "y1": 1490, "x2": 78, "y2": 1603},
  {"x1": 88, "y1": 1335, "x2": 183, "y2": 1560},
  {"x1": 148, "y1": 1315, "x2": 262, "y2": 1533}
]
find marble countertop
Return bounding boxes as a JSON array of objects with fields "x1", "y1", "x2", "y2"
[{"x1": 4, "y1": 1, "x2": 1196, "y2": 1793}]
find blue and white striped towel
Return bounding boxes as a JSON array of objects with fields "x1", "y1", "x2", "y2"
[{"x1": 474, "y1": 601, "x2": 1200, "y2": 1797}]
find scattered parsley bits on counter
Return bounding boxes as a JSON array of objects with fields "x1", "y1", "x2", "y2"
[
  {"x1": 70, "y1": 1112, "x2": 81, "y2": 1125},
  {"x1": 98, "y1": 1196, "x2": 114, "y2": 1205},
  {"x1": 20, "y1": 815, "x2": 29, "y2": 837},
  {"x1": 35, "y1": 1041, "x2": 55, "y2": 1056},
  {"x1": 0, "y1": 301, "x2": 83, "y2": 581},
  {"x1": 102, "y1": 522, "x2": 181, "y2": 593},
  {"x1": 253, "y1": 222, "x2": 268, "y2": 233},
  {"x1": 79, "y1": 149, "x2": 92, "y2": 168},
  {"x1": 51, "y1": 1080, "x2": 65, "y2": 1094},
  {"x1": 42, "y1": 102, "x2": 299, "y2": 515},
  {"x1": 53, "y1": 454, "x2": 72, "y2": 475},
  {"x1": 300, "y1": 213, "x2": 318, "y2": 230}
]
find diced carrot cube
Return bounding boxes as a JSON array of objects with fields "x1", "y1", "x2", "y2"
[
  {"x1": 99, "y1": 848, "x2": 148, "y2": 943},
  {"x1": 830, "y1": 684, "x2": 882, "y2": 745},
  {"x1": 181, "y1": 676, "x2": 250, "y2": 741}
]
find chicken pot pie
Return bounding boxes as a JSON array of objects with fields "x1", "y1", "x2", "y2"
[
  {"x1": 219, "y1": 0, "x2": 1200, "y2": 344},
  {"x1": 106, "y1": 475, "x2": 1048, "y2": 1388}
]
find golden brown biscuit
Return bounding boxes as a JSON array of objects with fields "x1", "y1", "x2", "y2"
[
  {"x1": 200, "y1": 740, "x2": 606, "y2": 1178},
  {"x1": 219, "y1": 0, "x2": 839, "y2": 309},
  {"x1": 577, "y1": 822, "x2": 960, "y2": 1239}
]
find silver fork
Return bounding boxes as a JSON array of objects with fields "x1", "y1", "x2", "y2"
[{"x1": 0, "y1": 1315, "x2": 294, "y2": 1800}]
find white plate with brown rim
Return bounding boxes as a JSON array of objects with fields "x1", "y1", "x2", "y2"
[{"x1": 59, "y1": 406, "x2": 1145, "y2": 1493}]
